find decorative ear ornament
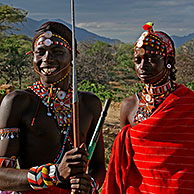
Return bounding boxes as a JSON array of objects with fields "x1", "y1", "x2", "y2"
[
  {"x1": 135, "y1": 48, "x2": 145, "y2": 56},
  {"x1": 167, "y1": 64, "x2": 172, "y2": 69}
]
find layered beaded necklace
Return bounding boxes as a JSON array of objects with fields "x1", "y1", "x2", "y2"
[
  {"x1": 28, "y1": 79, "x2": 74, "y2": 163},
  {"x1": 29, "y1": 80, "x2": 72, "y2": 134},
  {"x1": 133, "y1": 80, "x2": 177, "y2": 124}
]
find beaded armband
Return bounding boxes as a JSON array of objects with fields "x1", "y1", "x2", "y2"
[
  {"x1": 27, "y1": 163, "x2": 61, "y2": 190},
  {"x1": 90, "y1": 177, "x2": 99, "y2": 194},
  {"x1": 0, "y1": 128, "x2": 20, "y2": 140},
  {"x1": 0, "y1": 157, "x2": 17, "y2": 168}
]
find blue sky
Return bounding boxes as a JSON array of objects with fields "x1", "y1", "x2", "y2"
[{"x1": 1, "y1": 0, "x2": 194, "y2": 43}]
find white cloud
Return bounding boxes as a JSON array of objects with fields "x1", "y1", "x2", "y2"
[
  {"x1": 77, "y1": 22, "x2": 142, "y2": 42},
  {"x1": 2, "y1": 0, "x2": 194, "y2": 43}
]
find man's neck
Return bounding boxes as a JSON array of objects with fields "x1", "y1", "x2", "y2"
[{"x1": 40, "y1": 76, "x2": 70, "y2": 91}]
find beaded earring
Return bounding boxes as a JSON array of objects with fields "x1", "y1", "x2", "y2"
[{"x1": 167, "y1": 64, "x2": 172, "y2": 69}]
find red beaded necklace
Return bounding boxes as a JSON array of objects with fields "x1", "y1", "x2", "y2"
[{"x1": 133, "y1": 81, "x2": 177, "y2": 124}]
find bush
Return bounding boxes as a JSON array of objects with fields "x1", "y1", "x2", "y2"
[
  {"x1": 187, "y1": 81, "x2": 194, "y2": 91},
  {"x1": 78, "y1": 80, "x2": 112, "y2": 102},
  {"x1": 0, "y1": 89, "x2": 6, "y2": 95}
]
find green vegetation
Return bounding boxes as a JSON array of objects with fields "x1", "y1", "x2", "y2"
[
  {"x1": 0, "y1": 35, "x2": 33, "y2": 88},
  {"x1": 0, "y1": 89, "x2": 6, "y2": 95},
  {"x1": 187, "y1": 81, "x2": 194, "y2": 91},
  {"x1": 78, "y1": 80, "x2": 113, "y2": 102}
]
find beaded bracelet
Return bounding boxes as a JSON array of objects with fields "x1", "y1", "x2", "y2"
[
  {"x1": 90, "y1": 177, "x2": 99, "y2": 194},
  {"x1": 27, "y1": 163, "x2": 61, "y2": 190},
  {"x1": 0, "y1": 157, "x2": 17, "y2": 168},
  {"x1": 0, "y1": 128, "x2": 20, "y2": 140}
]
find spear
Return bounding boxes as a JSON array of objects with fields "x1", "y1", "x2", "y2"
[
  {"x1": 71, "y1": 0, "x2": 80, "y2": 148},
  {"x1": 70, "y1": 1, "x2": 80, "y2": 193},
  {"x1": 87, "y1": 98, "x2": 111, "y2": 162}
]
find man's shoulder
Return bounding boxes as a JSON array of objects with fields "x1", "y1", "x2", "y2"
[
  {"x1": 121, "y1": 93, "x2": 139, "y2": 108},
  {"x1": 78, "y1": 91, "x2": 102, "y2": 113},
  {"x1": 79, "y1": 91, "x2": 101, "y2": 104},
  {"x1": 1, "y1": 89, "x2": 36, "y2": 107}
]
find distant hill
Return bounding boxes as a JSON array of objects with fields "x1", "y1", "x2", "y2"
[
  {"x1": 13, "y1": 18, "x2": 122, "y2": 44},
  {"x1": 176, "y1": 38, "x2": 194, "y2": 55},
  {"x1": 172, "y1": 33, "x2": 194, "y2": 48},
  {"x1": 175, "y1": 38, "x2": 194, "y2": 85},
  {"x1": 12, "y1": 18, "x2": 194, "y2": 47}
]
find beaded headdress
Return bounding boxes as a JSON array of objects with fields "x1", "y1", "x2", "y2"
[
  {"x1": 33, "y1": 30, "x2": 71, "y2": 51},
  {"x1": 26, "y1": 21, "x2": 78, "y2": 56},
  {"x1": 134, "y1": 22, "x2": 175, "y2": 59}
]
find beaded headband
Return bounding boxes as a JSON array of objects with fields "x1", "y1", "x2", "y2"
[
  {"x1": 135, "y1": 22, "x2": 175, "y2": 58},
  {"x1": 33, "y1": 31, "x2": 71, "y2": 51}
]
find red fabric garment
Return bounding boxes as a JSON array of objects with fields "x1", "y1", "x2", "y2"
[
  {"x1": 102, "y1": 84, "x2": 194, "y2": 194},
  {"x1": 22, "y1": 187, "x2": 70, "y2": 194}
]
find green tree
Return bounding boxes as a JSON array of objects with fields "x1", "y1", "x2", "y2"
[
  {"x1": 0, "y1": 3, "x2": 27, "y2": 37},
  {"x1": 187, "y1": 81, "x2": 194, "y2": 91},
  {"x1": 0, "y1": 35, "x2": 32, "y2": 88},
  {"x1": 113, "y1": 43, "x2": 137, "y2": 83},
  {"x1": 76, "y1": 41, "x2": 117, "y2": 87}
]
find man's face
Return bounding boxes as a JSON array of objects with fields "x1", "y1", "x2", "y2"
[
  {"x1": 33, "y1": 36, "x2": 71, "y2": 84},
  {"x1": 134, "y1": 45, "x2": 166, "y2": 84}
]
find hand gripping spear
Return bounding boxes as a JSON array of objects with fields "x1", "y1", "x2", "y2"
[
  {"x1": 70, "y1": 1, "x2": 111, "y2": 193},
  {"x1": 71, "y1": 98, "x2": 111, "y2": 194}
]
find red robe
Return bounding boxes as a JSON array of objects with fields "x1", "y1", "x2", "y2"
[{"x1": 102, "y1": 84, "x2": 194, "y2": 194}]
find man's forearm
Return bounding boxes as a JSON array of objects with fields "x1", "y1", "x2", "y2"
[
  {"x1": 89, "y1": 164, "x2": 106, "y2": 187},
  {"x1": 0, "y1": 168, "x2": 31, "y2": 191}
]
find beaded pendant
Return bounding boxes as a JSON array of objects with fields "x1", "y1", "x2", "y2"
[{"x1": 28, "y1": 81, "x2": 72, "y2": 134}]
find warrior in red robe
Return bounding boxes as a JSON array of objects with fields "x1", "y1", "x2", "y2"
[{"x1": 102, "y1": 22, "x2": 194, "y2": 194}]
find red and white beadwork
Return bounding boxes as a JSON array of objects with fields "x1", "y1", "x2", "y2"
[
  {"x1": 0, "y1": 128, "x2": 20, "y2": 140},
  {"x1": 34, "y1": 31, "x2": 71, "y2": 51}
]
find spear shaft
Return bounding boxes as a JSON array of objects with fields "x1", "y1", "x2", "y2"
[
  {"x1": 87, "y1": 98, "x2": 111, "y2": 161},
  {"x1": 71, "y1": 0, "x2": 80, "y2": 148},
  {"x1": 70, "y1": 1, "x2": 80, "y2": 193}
]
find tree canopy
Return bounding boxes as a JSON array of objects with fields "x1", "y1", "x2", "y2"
[
  {"x1": 0, "y1": 35, "x2": 32, "y2": 88},
  {"x1": 0, "y1": 3, "x2": 27, "y2": 37}
]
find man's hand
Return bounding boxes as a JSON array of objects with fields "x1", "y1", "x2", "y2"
[
  {"x1": 57, "y1": 143, "x2": 89, "y2": 180},
  {"x1": 70, "y1": 174, "x2": 92, "y2": 194}
]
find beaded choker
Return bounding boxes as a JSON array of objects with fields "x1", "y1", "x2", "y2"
[
  {"x1": 145, "y1": 80, "x2": 172, "y2": 95},
  {"x1": 133, "y1": 81, "x2": 177, "y2": 124}
]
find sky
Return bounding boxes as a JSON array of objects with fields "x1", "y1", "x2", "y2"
[{"x1": 1, "y1": 0, "x2": 194, "y2": 43}]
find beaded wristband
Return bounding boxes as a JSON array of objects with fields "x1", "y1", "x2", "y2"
[
  {"x1": 0, "y1": 157, "x2": 17, "y2": 168},
  {"x1": 27, "y1": 163, "x2": 61, "y2": 190},
  {"x1": 90, "y1": 177, "x2": 99, "y2": 194}
]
